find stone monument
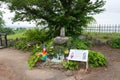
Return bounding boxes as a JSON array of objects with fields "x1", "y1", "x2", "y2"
[
  {"x1": 53, "y1": 27, "x2": 69, "y2": 44},
  {"x1": 60, "y1": 27, "x2": 65, "y2": 37}
]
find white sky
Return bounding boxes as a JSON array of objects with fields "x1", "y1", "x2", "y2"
[
  {"x1": 0, "y1": 0, "x2": 120, "y2": 27},
  {"x1": 94, "y1": 0, "x2": 120, "y2": 24},
  {"x1": 0, "y1": 2, "x2": 36, "y2": 27}
]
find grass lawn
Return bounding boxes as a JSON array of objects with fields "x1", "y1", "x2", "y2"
[
  {"x1": 7, "y1": 32, "x2": 26, "y2": 40},
  {"x1": 83, "y1": 32, "x2": 120, "y2": 41}
]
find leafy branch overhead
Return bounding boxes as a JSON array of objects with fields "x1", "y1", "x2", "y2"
[{"x1": 2, "y1": 0, "x2": 106, "y2": 36}]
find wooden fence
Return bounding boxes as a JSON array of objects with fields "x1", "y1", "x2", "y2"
[{"x1": 84, "y1": 24, "x2": 120, "y2": 33}]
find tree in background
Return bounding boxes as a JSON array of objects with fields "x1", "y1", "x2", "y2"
[
  {"x1": 0, "y1": 10, "x2": 14, "y2": 34},
  {"x1": 0, "y1": 10, "x2": 5, "y2": 32},
  {"x1": 0, "y1": 11, "x2": 4, "y2": 27},
  {"x1": 2, "y1": 0, "x2": 105, "y2": 37}
]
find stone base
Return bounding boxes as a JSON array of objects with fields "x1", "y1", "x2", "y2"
[{"x1": 53, "y1": 36, "x2": 69, "y2": 44}]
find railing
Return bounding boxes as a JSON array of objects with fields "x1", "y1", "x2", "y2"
[{"x1": 85, "y1": 24, "x2": 120, "y2": 33}]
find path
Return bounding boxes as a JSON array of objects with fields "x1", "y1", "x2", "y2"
[
  {"x1": 0, "y1": 45, "x2": 120, "y2": 80},
  {"x1": 84, "y1": 45, "x2": 120, "y2": 80},
  {"x1": 0, "y1": 48, "x2": 67, "y2": 80}
]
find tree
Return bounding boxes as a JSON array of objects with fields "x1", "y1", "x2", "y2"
[
  {"x1": 1, "y1": 0, "x2": 105, "y2": 37},
  {"x1": 0, "y1": 10, "x2": 5, "y2": 33},
  {"x1": 0, "y1": 8, "x2": 13, "y2": 34},
  {"x1": 0, "y1": 11, "x2": 4, "y2": 27}
]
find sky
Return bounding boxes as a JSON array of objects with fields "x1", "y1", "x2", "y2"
[
  {"x1": 0, "y1": 2, "x2": 36, "y2": 28},
  {"x1": 94, "y1": 0, "x2": 120, "y2": 24},
  {"x1": 0, "y1": 0, "x2": 120, "y2": 28}
]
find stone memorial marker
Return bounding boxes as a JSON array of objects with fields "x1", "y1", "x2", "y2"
[{"x1": 60, "y1": 27, "x2": 65, "y2": 37}]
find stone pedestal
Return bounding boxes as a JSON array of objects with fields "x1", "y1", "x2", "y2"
[{"x1": 53, "y1": 36, "x2": 69, "y2": 45}]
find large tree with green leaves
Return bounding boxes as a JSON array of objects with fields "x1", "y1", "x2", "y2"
[{"x1": 1, "y1": 0, "x2": 105, "y2": 37}]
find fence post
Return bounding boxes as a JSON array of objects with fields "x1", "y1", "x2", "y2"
[
  {"x1": 115, "y1": 24, "x2": 118, "y2": 32},
  {"x1": 4, "y1": 33, "x2": 8, "y2": 47},
  {"x1": 0, "y1": 34, "x2": 2, "y2": 46},
  {"x1": 119, "y1": 24, "x2": 120, "y2": 33},
  {"x1": 98, "y1": 24, "x2": 101, "y2": 33}
]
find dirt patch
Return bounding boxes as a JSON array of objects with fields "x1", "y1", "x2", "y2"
[
  {"x1": 83, "y1": 45, "x2": 120, "y2": 80},
  {"x1": 0, "y1": 63, "x2": 16, "y2": 80}
]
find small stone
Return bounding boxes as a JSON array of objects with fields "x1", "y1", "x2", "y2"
[
  {"x1": 104, "y1": 68, "x2": 107, "y2": 71},
  {"x1": 65, "y1": 70, "x2": 73, "y2": 76},
  {"x1": 62, "y1": 76, "x2": 75, "y2": 80}
]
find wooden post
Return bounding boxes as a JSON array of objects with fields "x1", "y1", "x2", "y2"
[
  {"x1": 85, "y1": 61, "x2": 89, "y2": 72},
  {"x1": 4, "y1": 33, "x2": 8, "y2": 47},
  {"x1": 98, "y1": 24, "x2": 101, "y2": 33},
  {"x1": 0, "y1": 34, "x2": 2, "y2": 46}
]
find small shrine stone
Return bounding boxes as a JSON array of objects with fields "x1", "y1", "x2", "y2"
[
  {"x1": 60, "y1": 27, "x2": 65, "y2": 37},
  {"x1": 65, "y1": 70, "x2": 73, "y2": 76}
]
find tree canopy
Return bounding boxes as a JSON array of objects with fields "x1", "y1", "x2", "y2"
[{"x1": 1, "y1": 0, "x2": 106, "y2": 37}]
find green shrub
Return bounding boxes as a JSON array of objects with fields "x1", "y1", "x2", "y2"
[
  {"x1": 32, "y1": 44, "x2": 42, "y2": 54},
  {"x1": 63, "y1": 61, "x2": 79, "y2": 70},
  {"x1": 25, "y1": 28, "x2": 48, "y2": 42},
  {"x1": 15, "y1": 27, "x2": 26, "y2": 33},
  {"x1": 14, "y1": 39, "x2": 28, "y2": 50},
  {"x1": 0, "y1": 26, "x2": 14, "y2": 35},
  {"x1": 28, "y1": 52, "x2": 40, "y2": 69},
  {"x1": 89, "y1": 50, "x2": 107, "y2": 68},
  {"x1": 108, "y1": 38, "x2": 120, "y2": 48},
  {"x1": 71, "y1": 36, "x2": 90, "y2": 49},
  {"x1": 8, "y1": 31, "x2": 25, "y2": 40}
]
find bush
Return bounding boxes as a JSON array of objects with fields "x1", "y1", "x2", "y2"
[
  {"x1": 89, "y1": 50, "x2": 107, "y2": 68},
  {"x1": 71, "y1": 36, "x2": 91, "y2": 49},
  {"x1": 0, "y1": 26, "x2": 14, "y2": 35},
  {"x1": 15, "y1": 27, "x2": 26, "y2": 33},
  {"x1": 14, "y1": 39, "x2": 28, "y2": 50},
  {"x1": 25, "y1": 28, "x2": 48, "y2": 42},
  {"x1": 108, "y1": 38, "x2": 120, "y2": 48},
  {"x1": 63, "y1": 61, "x2": 79, "y2": 70},
  {"x1": 28, "y1": 52, "x2": 40, "y2": 69}
]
